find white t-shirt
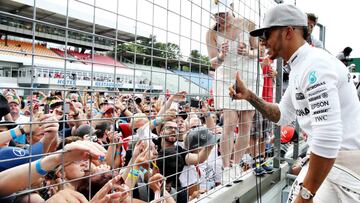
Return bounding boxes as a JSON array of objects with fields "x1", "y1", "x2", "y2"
[
  {"x1": 277, "y1": 43, "x2": 360, "y2": 158},
  {"x1": 15, "y1": 115, "x2": 30, "y2": 124},
  {"x1": 179, "y1": 146, "x2": 222, "y2": 190}
]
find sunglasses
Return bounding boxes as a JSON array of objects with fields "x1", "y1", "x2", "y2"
[{"x1": 260, "y1": 26, "x2": 286, "y2": 41}]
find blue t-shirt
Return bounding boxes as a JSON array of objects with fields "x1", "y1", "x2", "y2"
[{"x1": 0, "y1": 142, "x2": 43, "y2": 172}]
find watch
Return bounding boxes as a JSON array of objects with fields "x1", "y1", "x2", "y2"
[
  {"x1": 300, "y1": 185, "x2": 315, "y2": 200},
  {"x1": 18, "y1": 125, "x2": 26, "y2": 135}
]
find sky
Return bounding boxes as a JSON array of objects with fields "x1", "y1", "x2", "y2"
[
  {"x1": 284, "y1": 0, "x2": 360, "y2": 57},
  {"x1": 13, "y1": 0, "x2": 360, "y2": 58}
]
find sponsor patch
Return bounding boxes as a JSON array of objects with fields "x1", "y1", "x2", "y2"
[
  {"x1": 311, "y1": 100, "x2": 330, "y2": 109},
  {"x1": 306, "y1": 81, "x2": 326, "y2": 92},
  {"x1": 321, "y1": 92, "x2": 328, "y2": 98},
  {"x1": 308, "y1": 88, "x2": 326, "y2": 97},
  {"x1": 308, "y1": 71, "x2": 317, "y2": 84},
  {"x1": 308, "y1": 95, "x2": 321, "y2": 102},
  {"x1": 296, "y1": 107, "x2": 310, "y2": 116},
  {"x1": 315, "y1": 115, "x2": 328, "y2": 122},
  {"x1": 295, "y1": 92, "x2": 305, "y2": 100},
  {"x1": 308, "y1": 92, "x2": 328, "y2": 102},
  {"x1": 313, "y1": 108, "x2": 330, "y2": 115}
]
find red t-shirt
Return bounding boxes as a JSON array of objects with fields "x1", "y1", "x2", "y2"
[{"x1": 262, "y1": 63, "x2": 273, "y2": 103}]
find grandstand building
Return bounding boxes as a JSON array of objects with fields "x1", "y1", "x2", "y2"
[{"x1": 0, "y1": 0, "x2": 211, "y2": 96}]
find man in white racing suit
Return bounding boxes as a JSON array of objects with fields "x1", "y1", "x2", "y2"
[{"x1": 229, "y1": 4, "x2": 360, "y2": 203}]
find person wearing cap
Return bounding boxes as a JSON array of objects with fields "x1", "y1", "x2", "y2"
[
  {"x1": 0, "y1": 114, "x2": 59, "y2": 172},
  {"x1": 206, "y1": 0, "x2": 262, "y2": 179},
  {"x1": 6, "y1": 96, "x2": 29, "y2": 144},
  {"x1": 306, "y1": 13, "x2": 323, "y2": 49},
  {"x1": 230, "y1": 4, "x2": 360, "y2": 203},
  {"x1": 180, "y1": 126, "x2": 222, "y2": 193}
]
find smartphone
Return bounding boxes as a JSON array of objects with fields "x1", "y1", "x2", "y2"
[
  {"x1": 231, "y1": 80, "x2": 240, "y2": 100},
  {"x1": 44, "y1": 104, "x2": 50, "y2": 114},
  {"x1": 63, "y1": 103, "x2": 70, "y2": 114}
]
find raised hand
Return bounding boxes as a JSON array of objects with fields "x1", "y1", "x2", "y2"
[
  {"x1": 90, "y1": 175, "x2": 130, "y2": 203},
  {"x1": 62, "y1": 140, "x2": 107, "y2": 165},
  {"x1": 229, "y1": 72, "x2": 251, "y2": 100},
  {"x1": 219, "y1": 40, "x2": 229, "y2": 60},
  {"x1": 237, "y1": 42, "x2": 249, "y2": 56}
]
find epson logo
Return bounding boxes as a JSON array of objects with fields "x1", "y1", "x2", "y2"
[
  {"x1": 296, "y1": 108, "x2": 310, "y2": 116},
  {"x1": 311, "y1": 101, "x2": 329, "y2": 109}
]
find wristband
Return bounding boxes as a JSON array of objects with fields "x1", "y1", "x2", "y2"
[
  {"x1": 10, "y1": 129, "x2": 17, "y2": 140},
  {"x1": 130, "y1": 169, "x2": 140, "y2": 176},
  {"x1": 115, "y1": 151, "x2": 125, "y2": 156},
  {"x1": 139, "y1": 166, "x2": 148, "y2": 175},
  {"x1": 18, "y1": 125, "x2": 26, "y2": 135},
  {"x1": 99, "y1": 156, "x2": 105, "y2": 161},
  {"x1": 127, "y1": 173, "x2": 139, "y2": 180},
  {"x1": 35, "y1": 159, "x2": 48, "y2": 176}
]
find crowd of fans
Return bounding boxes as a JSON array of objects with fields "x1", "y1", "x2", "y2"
[{"x1": 0, "y1": 87, "x2": 276, "y2": 203}]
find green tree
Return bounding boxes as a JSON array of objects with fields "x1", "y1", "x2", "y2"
[{"x1": 115, "y1": 35, "x2": 181, "y2": 68}]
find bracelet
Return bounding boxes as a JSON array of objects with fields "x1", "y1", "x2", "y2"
[
  {"x1": 127, "y1": 173, "x2": 139, "y2": 180},
  {"x1": 139, "y1": 166, "x2": 148, "y2": 175},
  {"x1": 18, "y1": 125, "x2": 26, "y2": 135},
  {"x1": 10, "y1": 129, "x2": 17, "y2": 140},
  {"x1": 99, "y1": 156, "x2": 105, "y2": 161},
  {"x1": 217, "y1": 55, "x2": 224, "y2": 63},
  {"x1": 115, "y1": 151, "x2": 125, "y2": 156},
  {"x1": 129, "y1": 169, "x2": 140, "y2": 176},
  {"x1": 35, "y1": 159, "x2": 48, "y2": 176}
]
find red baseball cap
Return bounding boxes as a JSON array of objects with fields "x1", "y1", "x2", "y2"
[{"x1": 281, "y1": 125, "x2": 295, "y2": 144}]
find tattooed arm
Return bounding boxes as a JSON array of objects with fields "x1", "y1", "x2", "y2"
[
  {"x1": 229, "y1": 72, "x2": 288, "y2": 123},
  {"x1": 246, "y1": 91, "x2": 280, "y2": 122}
]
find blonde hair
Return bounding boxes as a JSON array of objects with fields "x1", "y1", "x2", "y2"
[{"x1": 130, "y1": 113, "x2": 148, "y2": 125}]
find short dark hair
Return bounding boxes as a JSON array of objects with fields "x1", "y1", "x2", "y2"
[
  {"x1": 302, "y1": 26, "x2": 310, "y2": 40},
  {"x1": 343, "y1": 47, "x2": 353, "y2": 56},
  {"x1": 307, "y1": 13, "x2": 318, "y2": 24},
  {"x1": 0, "y1": 94, "x2": 10, "y2": 119}
]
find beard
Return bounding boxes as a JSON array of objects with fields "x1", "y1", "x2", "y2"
[{"x1": 165, "y1": 135, "x2": 177, "y2": 143}]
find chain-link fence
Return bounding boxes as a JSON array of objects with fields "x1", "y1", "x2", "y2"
[{"x1": 0, "y1": 0, "x2": 292, "y2": 202}]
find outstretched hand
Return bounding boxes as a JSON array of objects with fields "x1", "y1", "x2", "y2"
[
  {"x1": 229, "y1": 72, "x2": 251, "y2": 100},
  {"x1": 63, "y1": 140, "x2": 107, "y2": 165}
]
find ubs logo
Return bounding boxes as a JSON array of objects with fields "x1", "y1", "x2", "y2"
[{"x1": 296, "y1": 108, "x2": 310, "y2": 116}]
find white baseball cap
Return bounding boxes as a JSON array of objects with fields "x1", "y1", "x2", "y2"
[
  {"x1": 210, "y1": 0, "x2": 233, "y2": 15},
  {"x1": 250, "y1": 4, "x2": 307, "y2": 37}
]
